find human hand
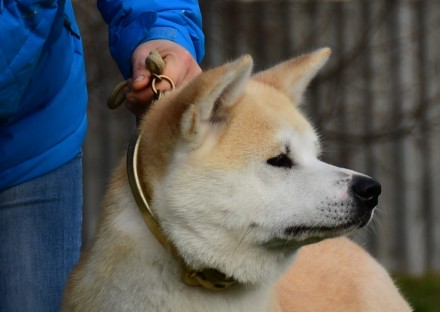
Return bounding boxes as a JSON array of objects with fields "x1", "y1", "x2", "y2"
[{"x1": 123, "y1": 40, "x2": 202, "y2": 117}]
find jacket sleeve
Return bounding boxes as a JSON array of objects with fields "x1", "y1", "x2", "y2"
[{"x1": 97, "y1": 0, "x2": 205, "y2": 79}]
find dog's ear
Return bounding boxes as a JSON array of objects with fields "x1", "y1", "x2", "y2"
[
  {"x1": 180, "y1": 55, "x2": 253, "y2": 143},
  {"x1": 253, "y1": 48, "x2": 330, "y2": 106}
]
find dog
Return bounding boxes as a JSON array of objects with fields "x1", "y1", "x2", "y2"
[{"x1": 62, "y1": 49, "x2": 411, "y2": 311}]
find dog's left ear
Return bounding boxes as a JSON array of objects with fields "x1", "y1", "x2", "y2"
[
  {"x1": 180, "y1": 55, "x2": 253, "y2": 143},
  {"x1": 253, "y1": 48, "x2": 331, "y2": 106}
]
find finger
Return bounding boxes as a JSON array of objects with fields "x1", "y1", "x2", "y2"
[
  {"x1": 124, "y1": 81, "x2": 155, "y2": 104},
  {"x1": 123, "y1": 81, "x2": 155, "y2": 116},
  {"x1": 124, "y1": 83, "x2": 154, "y2": 104},
  {"x1": 131, "y1": 49, "x2": 153, "y2": 92}
]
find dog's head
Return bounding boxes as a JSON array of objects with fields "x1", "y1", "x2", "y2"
[{"x1": 138, "y1": 48, "x2": 381, "y2": 284}]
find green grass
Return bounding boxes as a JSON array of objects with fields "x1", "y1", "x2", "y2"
[{"x1": 393, "y1": 273, "x2": 440, "y2": 312}]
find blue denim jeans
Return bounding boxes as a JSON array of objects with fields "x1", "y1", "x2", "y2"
[{"x1": 0, "y1": 155, "x2": 83, "y2": 312}]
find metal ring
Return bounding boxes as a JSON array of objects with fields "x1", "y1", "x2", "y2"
[{"x1": 151, "y1": 74, "x2": 175, "y2": 97}]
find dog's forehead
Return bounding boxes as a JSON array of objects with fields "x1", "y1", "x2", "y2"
[
  {"x1": 232, "y1": 81, "x2": 316, "y2": 141},
  {"x1": 198, "y1": 81, "x2": 318, "y2": 167}
]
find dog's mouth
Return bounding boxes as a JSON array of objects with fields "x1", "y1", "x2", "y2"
[
  {"x1": 290, "y1": 212, "x2": 373, "y2": 236},
  {"x1": 284, "y1": 218, "x2": 363, "y2": 237},
  {"x1": 259, "y1": 213, "x2": 372, "y2": 250},
  {"x1": 287, "y1": 208, "x2": 374, "y2": 237}
]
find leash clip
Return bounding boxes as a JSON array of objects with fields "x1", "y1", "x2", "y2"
[{"x1": 151, "y1": 73, "x2": 175, "y2": 101}]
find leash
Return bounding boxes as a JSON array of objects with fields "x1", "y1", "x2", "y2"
[
  {"x1": 107, "y1": 50, "x2": 175, "y2": 109},
  {"x1": 109, "y1": 51, "x2": 238, "y2": 291}
]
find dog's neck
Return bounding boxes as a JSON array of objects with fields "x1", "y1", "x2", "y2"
[{"x1": 126, "y1": 132, "x2": 238, "y2": 291}]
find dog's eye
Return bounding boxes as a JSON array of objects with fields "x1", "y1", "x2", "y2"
[{"x1": 267, "y1": 154, "x2": 293, "y2": 168}]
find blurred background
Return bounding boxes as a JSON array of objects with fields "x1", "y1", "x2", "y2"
[{"x1": 73, "y1": 0, "x2": 439, "y2": 309}]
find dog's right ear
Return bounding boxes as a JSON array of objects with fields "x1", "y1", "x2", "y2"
[{"x1": 179, "y1": 55, "x2": 253, "y2": 144}]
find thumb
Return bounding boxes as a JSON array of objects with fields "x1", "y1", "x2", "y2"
[{"x1": 131, "y1": 52, "x2": 151, "y2": 91}]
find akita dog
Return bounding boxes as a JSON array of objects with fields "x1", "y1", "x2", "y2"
[{"x1": 63, "y1": 49, "x2": 411, "y2": 311}]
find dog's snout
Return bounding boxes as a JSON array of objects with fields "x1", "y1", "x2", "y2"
[{"x1": 351, "y1": 175, "x2": 382, "y2": 210}]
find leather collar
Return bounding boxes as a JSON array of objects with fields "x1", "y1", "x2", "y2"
[{"x1": 126, "y1": 132, "x2": 237, "y2": 291}]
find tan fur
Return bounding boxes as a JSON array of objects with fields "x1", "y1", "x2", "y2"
[
  {"x1": 63, "y1": 49, "x2": 411, "y2": 311},
  {"x1": 276, "y1": 237, "x2": 411, "y2": 311}
]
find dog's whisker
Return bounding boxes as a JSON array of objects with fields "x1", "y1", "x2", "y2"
[
  {"x1": 367, "y1": 214, "x2": 382, "y2": 236},
  {"x1": 232, "y1": 226, "x2": 253, "y2": 255}
]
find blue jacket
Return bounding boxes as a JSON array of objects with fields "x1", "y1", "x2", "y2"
[
  {"x1": 98, "y1": 0, "x2": 205, "y2": 79},
  {"x1": 0, "y1": 0, "x2": 204, "y2": 190}
]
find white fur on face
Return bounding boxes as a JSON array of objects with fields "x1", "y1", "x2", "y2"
[
  {"x1": 144, "y1": 50, "x2": 373, "y2": 286},
  {"x1": 253, "y1": 127, "x2": 368, "y2": 242},
  {"x1": 152, "y1": 102, "x2": 373, "y2": 285}
]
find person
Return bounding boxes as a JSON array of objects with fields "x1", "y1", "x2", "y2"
[
  {"x1": 0, "y1": 1, "x2": 204, "y2": 311},
  {"x1": 98, "y1": 1, "x2": 204, "y2": 116}
]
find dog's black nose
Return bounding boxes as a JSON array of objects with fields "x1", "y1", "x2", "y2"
[{"x1": 351, "y1": 175, "x2": 382, "y2": 210}]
